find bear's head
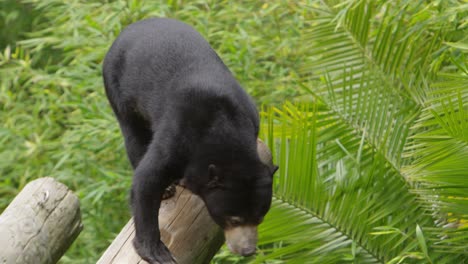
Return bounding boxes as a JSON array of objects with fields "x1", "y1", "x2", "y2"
[{"x1": 194, "y1": 139, "x2": 278, "y2": 256}]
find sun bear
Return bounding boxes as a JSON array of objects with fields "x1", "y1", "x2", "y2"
[{"x1": 103, "y1": 18, "x2": 278, "y2": 263}]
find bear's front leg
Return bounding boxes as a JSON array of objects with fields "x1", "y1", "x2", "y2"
[{"x1": 131, "y1": 139, "x2": 178, "y2": 264}]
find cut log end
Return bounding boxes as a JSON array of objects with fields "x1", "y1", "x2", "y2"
[{"x1": 0, "y1": 177, "x2": 83, "y2": 264}]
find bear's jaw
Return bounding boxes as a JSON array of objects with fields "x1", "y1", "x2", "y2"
[{"x1": 224, "y1": 225, "x2": 258, "y2": 256}]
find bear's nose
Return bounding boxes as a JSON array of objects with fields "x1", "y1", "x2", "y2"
[{"x1": 240, "y1": 247, "x2": 256, "y2": 256}]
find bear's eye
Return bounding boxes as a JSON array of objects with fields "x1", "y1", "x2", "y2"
[{"x1": 228, "y1": 216, "x2": 243, "y2": 226}]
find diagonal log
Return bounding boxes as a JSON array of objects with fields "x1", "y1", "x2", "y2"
[{"x1": 97, "y1": 187, "x2": 224, "y2": 264}]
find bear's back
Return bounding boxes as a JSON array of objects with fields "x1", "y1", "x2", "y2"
[{"x1": 103, "y1": 18, "x2": 258, "y2": 135}]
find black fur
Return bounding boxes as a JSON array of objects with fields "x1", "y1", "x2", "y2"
[{"x1": 103, "y1": 18, "x2": 274, "y2": 263}]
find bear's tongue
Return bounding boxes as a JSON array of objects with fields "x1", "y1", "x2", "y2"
[{"x1": 224, "y1": 226, "x2": 258, "y2": 256}]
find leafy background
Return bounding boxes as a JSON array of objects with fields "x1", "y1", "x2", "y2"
[{"x1": 0, "y1": 0, "x2": 467, "y2": 263}]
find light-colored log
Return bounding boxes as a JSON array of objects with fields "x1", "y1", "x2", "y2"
[
  {"x1": 97, "y1": 186, "x2": 224, "y2": 264},
  {"x1": 0, "y1": 177, "x2": 82, "y2": 264}
]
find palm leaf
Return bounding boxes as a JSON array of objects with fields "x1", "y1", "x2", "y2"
[
  {"x1": 256, "y1": 199, "x2": 380, "y2": 264},
  {"x1": 250, "y1": 0, "x2": 467, "y2": 263},
  {"x1": 254, "y1": 103, "x2": 432, "y2": 263}
]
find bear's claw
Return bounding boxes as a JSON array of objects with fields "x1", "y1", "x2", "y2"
[{"x1": 162, "y1": 183, "x2": 176, "y2": 200}]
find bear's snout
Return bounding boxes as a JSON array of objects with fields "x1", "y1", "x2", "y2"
[
  {"x1": 239, "y1": 246, "x2": 256, "y2": 256},
  {"x1": 224, "y1": 225, "x2": 258, "y2": 256}
]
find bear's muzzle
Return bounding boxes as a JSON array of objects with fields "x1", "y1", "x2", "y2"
[{"x1": 224, "y1": 225, "x2": 258, "y2": 256}]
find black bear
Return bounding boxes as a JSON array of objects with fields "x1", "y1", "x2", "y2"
[{"x1": 103, "y1": 18, "x2": 278, "y2": 263}]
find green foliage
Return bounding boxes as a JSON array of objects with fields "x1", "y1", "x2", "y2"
[
  {"x1": 0, "y1": 1, "x2": 40, "y2": 48},
  {"x1": 0, "y1": 0, "x2": 308, "y2": 262},
  {"x1": 1, "y1": 0, "x2": 467, "y2": 263},
  {"x1": 236, "y1": 0, "x2": 467, "y2": 263}
]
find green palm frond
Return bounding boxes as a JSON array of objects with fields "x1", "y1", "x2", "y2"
[
  {"x1": 256, "y1": 199, "x2": 380, "y2": 264},
  {"x1": 403, "y1": 82, "x2": 468, "y2": 253},
  {"x1": 249, "y1": 0, "x2": 467, "y2": 263},
  {"x1": 298, "y1": 1, "x2": 432, "y2": 169},
  {"x1": 256, "y1": 103, "x2": 433, "y2": 263}
]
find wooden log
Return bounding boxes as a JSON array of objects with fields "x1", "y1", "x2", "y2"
[
  {"x1": 97, "y1": 186, "x2": 224, "y2": 264},
  {"x1": 0, "y1": 177, "x2": 82, "y2": 264}
]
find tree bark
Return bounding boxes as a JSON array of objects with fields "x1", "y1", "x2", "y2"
[
  {"x1": 0, "y1": 177, "x2": 82, "y2": 264},
  {"x1": 97, "y1": 186, "x2": 224, "y2": 264}
]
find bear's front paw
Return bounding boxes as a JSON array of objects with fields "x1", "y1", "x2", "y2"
[{"x1": 133, "y1": 238, "x2": 177, "y2": 264}]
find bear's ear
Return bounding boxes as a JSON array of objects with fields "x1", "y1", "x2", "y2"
[{"x1": 207, "y1": 164, "x2": 223, "y2": 189}]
